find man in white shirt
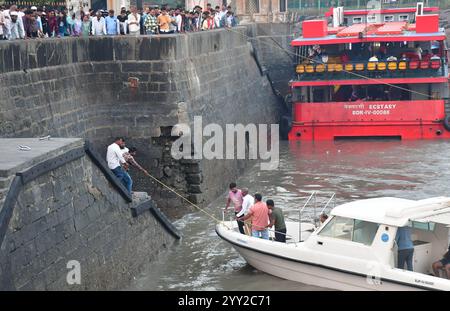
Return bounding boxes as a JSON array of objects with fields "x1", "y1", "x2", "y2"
[
  {"x1": 4, "y1": 5, "x2": 25, "y2": 37},
  {"x1": 127, "y1": 6, "x2": 140, "y2": 36},
  {"x1": 174, "y1": 9, "x2": 182, "y2": 32},
  {"x1": 106, "y1": 137, "x2": 132, "y2": 193},
  {"x1": 91, "y1": 11, "x2": 106, "y2": 36},
  {"x1": 8, "y1": 11, "x2": 24, "y2": 40},
  {"x1": 236, "y1": 188, "x2": 255, "y2": 236},
  {"x1": 214, "y1": 9, "x2": 221, "y2": 28}
]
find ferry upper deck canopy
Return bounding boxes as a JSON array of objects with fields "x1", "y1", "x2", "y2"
[{"x1": 292, "y1": 21, "x2": 446, "y2": 47}]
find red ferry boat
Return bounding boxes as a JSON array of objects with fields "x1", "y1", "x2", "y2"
[{"x1": 288, "y1": 4, "x2": 450, "y2": 140}]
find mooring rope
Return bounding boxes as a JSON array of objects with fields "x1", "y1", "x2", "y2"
[
  {"x1": 144, "y1": 172, "x2": 224, "y2": 224},
  {"x1": 143, "y1": 171, "x2": 298, "y2": 240}
]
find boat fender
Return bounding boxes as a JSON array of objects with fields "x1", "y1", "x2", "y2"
[{"x1": 444, "y1": 115, "x2": 450, "y2": 132}]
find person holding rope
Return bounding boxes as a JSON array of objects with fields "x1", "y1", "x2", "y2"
[
  {"x1": 225, "y1": 182, "x2": 245, "y2": 234},
  {"x1": 106, "y1": 137, "x2": 132, "y2": 193},
  {"x1": 235, "y1": 188, "x2": 254, "y2": 236},
  {"x1": 122, "y1": 146, "x2": 150, "y2": 177},
  {"x1": 238, "y1": 193, "x2": 269, "y2": 240},
  {"x1": 266, "y1": 200, "x2": 287, "y2": 243}
]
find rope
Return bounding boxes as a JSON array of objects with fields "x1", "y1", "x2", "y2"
[
  {"x1": 225, "y1": 27, "x2": 439, "y2": 99},
  {"x1": 144, "y1": 172, "x2": 224, "y2": 224},
  {"x1": 143, "y1": 171, "x2": 295, "y2": 239}
]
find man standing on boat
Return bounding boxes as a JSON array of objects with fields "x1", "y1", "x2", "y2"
[
  {"x1": 235, "y1": 188, "x2": 254, "y2": 236},
  {"x1": 238, "y1": 193, "x2": 269, "y2": 240},
  {"x1": 266, "y1": 200, "x2": 287, "y2": 243},
  {"x1": 225, "y1": 183, "x2": 244, "y2": 234},
  {"x1": 395, "y1": 226, "x2": 414, "y2": 271}
]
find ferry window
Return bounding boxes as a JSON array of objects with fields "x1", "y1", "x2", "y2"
[
  {"x1": 410, "y1": 221, "x2": 436, "y2": 231},
  {"x1": 384, "y1": 15, "x2": 394, "y2": 22},
  {"x1": 399, "y1": 15, "x2": 409, "y2": 22},
  {"x1": 367, "y1": 15, "x2": 377, "y2": 23},
  {"x1": 353, "y1": 17, "x2": 362, "y2": 24},
  {"x1": 353, "y1": 220, "x2": 379, "y2": 246},
  {"x1": 319, "y1": 216, "x2": 354, "y2": 241}
]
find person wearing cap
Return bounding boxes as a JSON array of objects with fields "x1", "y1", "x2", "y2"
[
  {"x1": 105, "y1": 9, "x2": 119, "y2": 35},
  {"x1": 6, "y1": 5, "x2": 25, "y2": 37},
  {"x1": 91, "y1": 10, "x2": 106, "y2": 35},
  {"x1": 8, "y1": 11, "x2": 24, "y2": 39}
]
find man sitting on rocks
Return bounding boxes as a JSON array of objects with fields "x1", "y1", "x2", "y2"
[{"x1": 107, "y1": 137, "x2": 132, "y2": 193}]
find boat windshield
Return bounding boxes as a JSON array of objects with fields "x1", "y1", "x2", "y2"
[{"x1": 319, "y1": 216, "x2": 379, "y2": 246}]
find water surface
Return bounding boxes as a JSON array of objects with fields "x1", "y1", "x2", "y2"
[{"x1": 127, "y1": 140, "x2": 450, "y2": 290}]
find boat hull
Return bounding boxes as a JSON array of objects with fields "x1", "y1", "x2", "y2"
[
  {"x1": 229, "y1": 242, "x2": 419, "y2": 291},
  {"x1": 216, "y1": 225, "x2": 436, "y2": 291},
  {"x1": 288, "y1": 122, "x2": 450, "y2": 140},
  {"x1": 288, "y1": 100, "x2": 450, "y2": 140}
]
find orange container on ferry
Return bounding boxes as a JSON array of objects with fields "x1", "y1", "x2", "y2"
[{"x1": 288, "y1": 4, "x2": 450, "y2": 140}]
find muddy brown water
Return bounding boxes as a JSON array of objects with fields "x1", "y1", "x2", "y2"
[{"x1": 126, "y1": 140, "x2": 450, "y2": 290}]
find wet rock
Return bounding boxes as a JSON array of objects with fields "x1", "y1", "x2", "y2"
[{"x1": 163, "y1": 166, "x2": 172, "y2": 177}]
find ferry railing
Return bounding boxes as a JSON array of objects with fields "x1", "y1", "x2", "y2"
[{"x1": 295, "y1": 58, "x2": 446, "y2": 82}]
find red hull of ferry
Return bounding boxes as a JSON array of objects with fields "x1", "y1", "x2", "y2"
[{"x1": 288, "y1": 100, "x2": 450, "y2": 140}]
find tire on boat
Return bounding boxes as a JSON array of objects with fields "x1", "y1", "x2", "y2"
[{"x1": 444, "y1": 115, "x2": 450, "y2": 132}]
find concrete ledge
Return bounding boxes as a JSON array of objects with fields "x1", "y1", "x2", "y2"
[{"x1": 0, "y1": 138, "x2": 84, "y2": 178}]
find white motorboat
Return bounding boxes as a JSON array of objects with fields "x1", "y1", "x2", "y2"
[{"x1": 216, "y1": 193, "x2": 450, "y2": 291}]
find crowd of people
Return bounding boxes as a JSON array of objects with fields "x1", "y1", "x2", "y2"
[
  {"x1": 225, "y1": 183, "x2": 288, "y2": 243},
  {"x1": 0, "y1": 3, "x2": 238, "y2": 40}
]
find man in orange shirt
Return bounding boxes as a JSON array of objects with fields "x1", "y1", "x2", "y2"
[
  {"x1": 157, "y1": 9, "x2": 172, "y2": 34},
  {"x1": 238, "y1": 193, "x2": 269, "y2": 240}
]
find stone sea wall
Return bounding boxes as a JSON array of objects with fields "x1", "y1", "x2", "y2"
[
  {"x1": 0, "y1": 139, "x2": 177, "y2": 290},
  {"x1": 0, "y1": 28, "x2": 280, "y2": 217}
]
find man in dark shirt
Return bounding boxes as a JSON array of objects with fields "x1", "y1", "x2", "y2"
[
  {"x1": 266, "y1": 200, "x2": 287, "y2": 243},
  {"x1": 432, "y1": 245, "x2": 450, "y2": 278},
  {"x1": 117, "y1": 9, "x2": 128, "y2": 35},
  {"x1": 23, "y1": 9, "x2": 39, "y2": 38}
]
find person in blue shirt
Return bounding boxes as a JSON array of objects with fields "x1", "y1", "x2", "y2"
[
  {"x1": 395, "y1": 226, "x2": 414, "y2": 271},
  {"x1": 105, "y1": 10, "x2": 119, "y2": 35}
]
